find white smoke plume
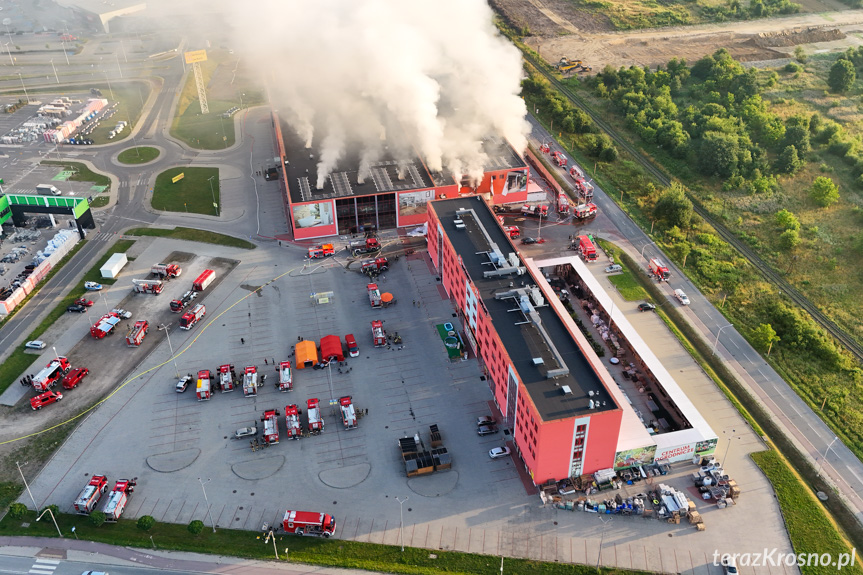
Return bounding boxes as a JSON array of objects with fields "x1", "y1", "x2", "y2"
[{"x1": 225, "y1": 0, "x2": 529, "y2": 186}]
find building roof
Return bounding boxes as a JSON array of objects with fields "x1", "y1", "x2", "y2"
[{"x1": 431, "y1": 196, "x2": 615, "y2": 421}]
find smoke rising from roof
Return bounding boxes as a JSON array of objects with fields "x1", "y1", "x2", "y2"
[{"x1": 229, "y1": 0, "x2": 529, "y2": 188}]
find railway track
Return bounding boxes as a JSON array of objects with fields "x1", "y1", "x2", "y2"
[{"x1": 523, "y1": 51, "x2": 863, "y2": 362}]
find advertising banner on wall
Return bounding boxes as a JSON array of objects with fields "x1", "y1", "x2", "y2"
[
  {"x1": 655, "y1": 438, "x2": 716, "y2": 463},
  {"x1": 614, "y1": 445, "x2": 657, "y2": 470},
  {"x1": 398, "y1": 189, "x2": 435, "y2": 228},
  {"x1": 292, "y1": 200, "x2": 338, "y2": 240}
]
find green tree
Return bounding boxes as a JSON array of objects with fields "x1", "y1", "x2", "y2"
[
  {"x1": 653, "y1": 183, "x2": 694, "y2": 229},
  {"x1": 782, "y1": 116, "x2": 811, "y2": 155},
  {"x1": 188, "y1": 519, "x2": 205, "y2": 535},
  {"x1": 673, "y1": 242, "x2": 692, "y2": 267},
  {"x1": 794, "y1": 46, "x2": 808, "y2": 63},
  {"x1": 89, "y1": 511, "x2": 106, "y2": 527},
  {"x1": 779, "y1": 228, "x2": 801, "y2": 250},
  {"x1": 775, "y1": 209, "x2": 800, "y2": 231},
  {"x1": 828, "y1": 59, "x2": 855, "y2": 93},
  {"x1": 810, "y1": 176, "x2": 840, "y2": 207},
  {"x1": 698, "y1": 132, "x2": 739, "y2": 177},
  {"x1": 137, "y1": 515, "x2": 156, "y2": 531},
  {"x1": 9, "y1": 503, "x2": 27, "y2": 519},
  {"x1": 751, "y1": 323, "x2": 780, "y2": 355},
  {"x1": 776, "y1": 145, "x2": 803, "y2": 174}
]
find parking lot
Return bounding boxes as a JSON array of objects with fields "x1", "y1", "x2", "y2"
[{"x1": 18, "y1": 238, "x2": 794, "y2": 574}]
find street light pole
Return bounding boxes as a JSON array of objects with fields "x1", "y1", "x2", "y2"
[
  {"x1": 116, "y1": 53, "x2": 123, "y2": 78},
  {"x1": 197, "y1": 477, "x2": 216, "y2": 533},
  {"x1": 711, "y1": 324, "x2": 734, "y2": 356},
  {"x1": 103, "y1": 69, "x2": 114, "y2": 100},
  {"x1": 36, "y1": 507, "x2": 63, "y2": 538},
  {"x1": 17, "y1": 72, "x2": 29, "y2": 103},
  {"x1": 158, "y1": 323, "x2": 181, "y2": 378},
  {"x1": 721, "y1": 429, "x2": 737, "y2": 466},
  {"x1": 640, "y1": 242, "x2": 654, "y2": 261},
  {"x1": 4, "y1": 42, "x2": 13, "y2": 66},
  {"x1": 817, "y1": 436, "x2": 839, "y2": 477},
  {"x1": 16, "y1": 461, "x2": 38, "y2": 511},
  {"x1": 50, "y1": 59, "x2": 59, "y2": 84},
  {"x1": 60, "y1": 38, "x2": 69, "y2": 65},
  {"x1": 395, "y1": 496, "x2": 409, "y2": 552},
  {"x1": 208, "y1": 176, "x2": 218, "y2": 216},
  {"x1": 596, "y1": 516, "x2": 611, "y2": 569}
]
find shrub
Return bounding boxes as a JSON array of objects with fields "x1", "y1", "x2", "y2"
[
  {"x1": 779, "y1": 229, "x2": 801, "y2": 250},
  {"x1": 775, "y1": 209, "x2": 800, "y2": 231},
  {"x1": 188, "y1": 519, "x2": 204, "y2": 534},
  {"x1": 137, "y1": 515, "x2": 156, "y2": 531},
  {"x1": 784, "y1": 62, "x2": 802, "y2": 74},
  {"x1": 810, "y1": 176, "x2": 840, "y2": 207},
  {"x1": 828, "y1": 59, "x2": 855, "y2": 93},
  {"x1": 89, "y1": 511, "x2": 106, "y2": 526},
  {"x1": 40, "y1": 504, "x2": 59, "y2": 518},
  {"x1": 8, "y1": 503, "x2": 27, "y2": 519}
]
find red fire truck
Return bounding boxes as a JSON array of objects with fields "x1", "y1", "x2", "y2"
[
  {"x1": 551, "y1": 151, "x2": 567, "y2": 167},
  {"x1": 285, "y1": 404, "x2": 302, "y2": 439},
  {"x1": 102, "y1": 478, "x2": 137, "y2": 522},
  {"x1": 340, "y1": 396, "x2": 357, "y2": 430},
  {"x1": 367, "y1": 283, "x2": 382, "y2": 308},
  {"x1": 345, "y1": 334, "x2": 359, "y2": 357},
  {"x1": 179, "y1": 304, "x2": 206, "y2": 330},
  {"x1": 573, "y1": 178, "x2": 594, "y2": 200},
  {"x1": 31, "y1": 356, "x2": 71, "y2": 392},
  {"x1": 361, "y1": 257, "x2": 389, "y2": 274},
  {"x1": 62, "y1": 367, "x2": 89, "y2": 390},
  {"x1": 218, "y1": 364, "x2": 236, "y2": 392},
  {"x1": 569, "y1": 165, "x2": 585, "y2": 180},
  {"x1": 74, "y1": 474, "x2": 108, "y2": 514},
  {"x1": 308, "y1": 244, "x2": 336, "y2": 259},
  {"x1": 348, "y1": 237, "x2": 381, "y2": 256},
  {"x1": 503, "y1": 226, "x2": 520, "y2": 239},
  {"x1": 573, "y1": 203, "x2": 598, "y2": 220},
  {"x1": 539, "y1": 142, "x2": 550, "y2": 154},
  {"x1": 262, "y1": 409, "x2": 280, "y2": 445},
  {"x1": 282, "y1": 509, "x2": 336, "y2": 538},
  {"x1": 132, "y1": 278, "x2": 163, "y2": 295},
  {"x1": 193, "y1": 269, "x2": 216, "y2": 291},
  {"x1": 170, "y1": 290, "x2": 196, "y2": 313},
  {"x1": 151, "y1": 263, "x2": 182, "y2": 279},
  {"x1": 125, "y1": 320, "x2": 149, "y2": 347},
  {"x1": 557, "y1": 192, "x2": 571, "y2": 215},
  {"x1": 242, "y1": 366, "x2": 258, "y2": 397},
  {"x1": 91, "y1": 312, "x2": 121, "y2": 339},
  {"x1": 196, "y1": 369, "x2": 213, "y2": 401},
  {"x1": 371, "y1": 320, "x2": 386, "y2": 347},
  {"x1": 576, "y1": 235, "x2": 598, "y2": 262},
  {"x1": 307, "y1": 398, "x2": 324, "y2": 434},
  {"x1": 277, "y1": 361, "x2": 293, "y2": 392},
  {"x1": 521, "y1": 204, "x2": 549, "y2": 217},
  {"x1": 649, "y1": 258, "x2": 671, "y2": 281}
]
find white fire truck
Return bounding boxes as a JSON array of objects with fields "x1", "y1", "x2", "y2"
[
  {"x1": 31, "y1": 356, "x2": 71, "y2": 392},
  {"x1": 262, "y1": 409, "x2": 280, "y2": 445},
  {"x1": 125, "y1": 320, "x2": 149, "y2": 347},
  {"x1": 179, "y1": 303, "x2": 206, "y2": 330},
  {"x1": 218, "y1": 364, "x2": 236, "y2": 392},
  {"x1": 101, "y1": 478, "x2": 137, "y2": 522},
  {"x1": 73, "y1": 474, "x2": 108, "y2": 514},
  {"x1": 282, "y1": 509, "x2": 336, "y2": 538},
  {"x1": 243, "y1": 366, "x2": 258, "y2": 397},
  {"x1": 132, "y1": 278, "x2": 163, "y2": 295},
  {"x1": 285, "y1": 404, "x2": 302, "y2": 439},
  {"x1": 307, "y1": 398, "x2": 324, "y2": 435},
  {"x1": 277, "y1": 361, "x2": 293, "y2": 392},
  {"x1": 371, "y1": 320, "x2": 386, "y2": 347},
  {"x1": 339, "y1": 396, "x2": 357, "y2": 430},
  {"x1": 151, "y1": 263, "x2": 182, "y2": 279},
  {"x1": 196, "y1": 369, "x2": 213, "y2": 401}
]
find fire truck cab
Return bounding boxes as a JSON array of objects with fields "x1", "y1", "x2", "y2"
[
  {"x1": 503, "y1": 226, "x2": 520, "y2": 239},
  {"x1": 277, "y1": 361, "x2": 293, "y2": 392},
  {"x1": 74, "y1": 474, "x2": 108, "y2": 514},
  {"x1": 371, "y1": 320, "x2": 386, "y2": 347},
  {"x1": 282, "y1": 509, "x2": 336, "y2": 538}
]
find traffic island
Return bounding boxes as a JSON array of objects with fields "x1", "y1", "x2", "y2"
[
  {"x1": 152, "y1": 167, "x2": 220, "y2": 215},
  {"x1": 117, "y1": 146, "x2": 160, "y2": 165}
]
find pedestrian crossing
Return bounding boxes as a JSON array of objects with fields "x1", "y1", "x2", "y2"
[
  {"x1": 29, "y1": 558, "x2": 59, "y2": 575},
  {"x1": 89, "y1": 232, "x2": 116, "y2": 242}
]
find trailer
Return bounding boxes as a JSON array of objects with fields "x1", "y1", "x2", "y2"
[
  {"x1": 196, "y1": 369, "x2": 213, "y2": 401},
  {"x1": 371, "y1": 320, "x2": 386, "y2": 347},
  {"x1": 179, "y1": 303, "x2": 206, "y2": 330},
  {"x1": 573, "y1": 203, "x2": 598, "y2": 220},
  {"x1": 557, "y1": 192, "x2": 571, "y2": 215},
  {"x1": 193, "y1": 269, "x2": 216, "y2": 291},
  {"x1": 277, "y1": 361, "x2": 293, "y2": 392},
  {"x1": 73, "y1": 474, "x2": 109, "y2": 515},
  {"x1": 242, "y1": 365, "x2": 258, "y2": 397},
  {"x1": 307, "y1": 398, "x2": 324, "y2": 434},
  {"x1": 170, "y1": 290, "x2": 196, "y2": 313},
  {"x1": 102, "y1": 478, "x2": 137, "y2": 522},
  {"x1": 649, "y1": 258, "x2": 671, "y2": 281},
  {"x1": 151, "y1": 263, "x2": 182, "y2": 279},
  {"x1": 367, "y1": 283, "x2": 382, "y2": 308},
  {"x1": 125, "y1": 320, "x2": 149, "y2": 347},
  {"x1": 31, "y1": 356, "x2": 71, "y2": 392},
  {"x1": 262, "y1": 409, "x2": 280, "y2": 445},
  {"x1": 340, "y1": 396, "x2": 357, "y2": 430},
  {"x1": 282, "y1": 509, "x2": 336, "y2": 538},
  {"x1": 285, "y1": 404, "x2": 302, "y2": 439},
  {"x1": 218, "y1": 364, "x2": 236, "y2": 392},
  {"x1": 308, "y1": 244, "x2": 336, "y2": 259},
  {"x1": 348, "y1": 237, "x2": 380, "y2": 256},
  {"x1": 132, "y1": 278, "x2": 163, "y2": 295},
  {"x1": 90, "y1": 313, "x2": 121, "y2": 339},
  {"x1": 576, "y1": 235, "x2": 598, "y2": 262}
]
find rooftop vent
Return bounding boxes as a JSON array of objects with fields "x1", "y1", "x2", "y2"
[
  {"x1": 532, "y1": 357, "x2": 544, "y2": 366},
  {"x1": 561, "y1": 385, "x2": 572, "y2": 395}
]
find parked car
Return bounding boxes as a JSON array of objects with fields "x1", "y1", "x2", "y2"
[
  {"x1": 489, "y1": 446, "x2": 511, "y2": 459},
  {"x1": 722, "y1": 557, "x2": 738, "y2": 575},
  {"x1": 62, "y1": 367, "x2": 89, "y2": 389},
  {"x1": 673, "y1": 289, "x2": 690, "y2": 306},
  {"x1": 111, "y1": 308, "x2": 132, "y2": 319},
  {"x1": 638, "y1": 302, "x2": 656, "y2": 312},
  {"x1": 477, "y1": 424, "x2": 499, "y2": 436},
  {"x1": 604, "y1": 264, "x2": 622, "y2": 273},
  {"x1": 175, "y1": 375, "x2": 192, "y2": 393},
  {"x1": 74, "y1": 297, "x2": 94, "y2": 307},
  {"x1": 30, "y1": 390, "x2": 63, "y2": 410},
  {"x1": 25, "y1": 340, "x2": 46, "y2": 350},
  {"x1": 67, "y1": 304, "x2": 86, "y2": 313},
  {"x1": 84, "y1": 281, "x2": 102, "y2": 291},
  {"x1": 520, "y1": 237, "x2": 537, "y2": 245},
  {"x1": 234, "y1": 426, "x2": 257, "y2": 439},
  {"x1": 476, "y1": 415, "x2": 496, "y2": 427},
  {"x1": 345, "y1": 334, "x2": 359, "y2": 358}
]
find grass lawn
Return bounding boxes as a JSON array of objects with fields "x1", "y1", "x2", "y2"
[
  {"x1": 89, "y1": 196, "x2": 109, "y2": 208},
  {"x1": 152, "y1": 168, "x2": 220, "y2": 215},
  {"x1": 0, "y1": 509, "x2": 646, "y2": 575},
  {"x1": 117, "y1": 146, "x2": 160, "y2": 165},
  {"x1": 171, "y1": 99, "x2": 236, "y2": 149},
  {"x1": 607, "y1": 273, "x2": 648, "y2": 301},
  {"x1": 40, "y1": 161, "x2": 110, "y2": 187},
  {"x1": 124, "y1": 227, "x2": 255, "y2": 250}
]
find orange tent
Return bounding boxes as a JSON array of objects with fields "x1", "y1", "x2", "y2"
[{"x1": 295, "y1": 340, "x2": 318, "y2": 369}]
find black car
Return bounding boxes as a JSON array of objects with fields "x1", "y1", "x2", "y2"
[
  {"x1": 521, "y1": 237, "x2": 537, "y2": 245},
  {"x1": 477, "y1": 424, "x2": 499, "y2": 436},
  {"x1": 638, "y1": 303, "x2": 656, "y2": 312},
  {"x1": 67, "y1": 304, "x2": 86, "y2": 313}
]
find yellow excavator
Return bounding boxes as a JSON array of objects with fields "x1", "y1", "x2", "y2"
[{"x1": 555, "y1": 57, "x2": 592, "y2": 74}]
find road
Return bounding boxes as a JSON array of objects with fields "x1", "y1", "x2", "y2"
[{"x1": 522, "y1": 114, "x2": 863, "y2": 523}]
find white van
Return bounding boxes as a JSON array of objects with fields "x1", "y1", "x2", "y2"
[{"x1": 36, "y1": 184, "x2": 61, "y2": 196}]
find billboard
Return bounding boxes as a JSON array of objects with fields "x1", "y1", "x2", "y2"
[
  {"x1": 655, "y1": 438, "x2": 716, "y2": 463},
  {"x1": 614, "y1": 444, "x2": 657, "y2": 470},
  {"x1": 398, "y1": 189, "x2": 435, "y2": 217},
  {"x1": 184, "y1": 50, "x2": 208, "y2": 64},
  {"x1": 293, "y1": 201, "x2": 334, "y2": 228}
]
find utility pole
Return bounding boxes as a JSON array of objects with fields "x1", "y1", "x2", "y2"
[
  {"x1": 50, "y1": 59, "x2": 58, "y2": 84},
  {"x1": 396, "y1": 496, "x2": 409, "y2": 552},
  {"x1": 16, "y1": 461, "x2": 38, "y2": 511},
  {"x1": 197, "y1": 478, "x2": 216, "y2": 533}
]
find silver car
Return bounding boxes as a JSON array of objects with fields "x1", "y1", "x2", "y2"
[{"x1": 234, "y1": 426, "x2": 257, "y2": 439}]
